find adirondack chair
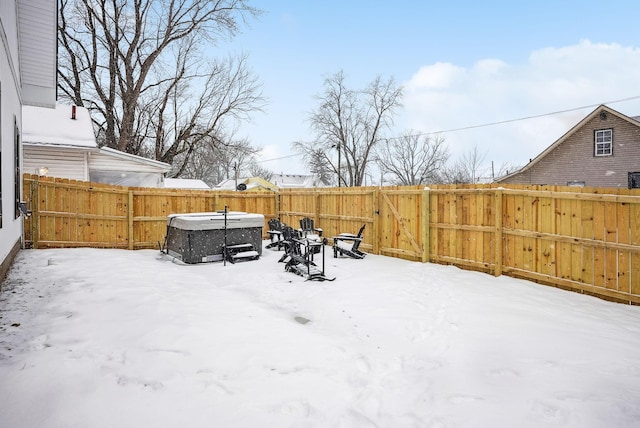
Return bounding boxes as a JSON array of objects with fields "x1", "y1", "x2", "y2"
[
  {"x1": 299, "y1": 217, "x2": 323, "y2": 237},
  {"x1": 332, "y1": 224, "x2": 366, "y2": 259},
  {"x1": 266, "y1": 218, "x2": 286, "y2": 250},
  {"x1": 279, "y1": 226, "x2": 334, "y2": 281},
  {"x1": 298, "y1": 217, "x2": 323, "y2": 256},
  {"x1": 278, "y1": 226, "x2": 304, "y2": 263}
]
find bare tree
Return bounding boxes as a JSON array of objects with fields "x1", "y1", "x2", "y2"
[
  {"x1": 58, "y1": 0, "x2": 264, "y2": 168},
  {"x1": 294, "y1": 70, "x2": 403, "y2": 187},
  {"x1": 293, "y1": 146, "x2": 336, "y2": 186},
  {"x1": 151, "y1": 53, "x2": 265, "y2": 173},
  {"x1": 174, "y1": 137, "x2": 261, "y2": 187},
  {"x1": 491, "y1": 161, "x2": 521, "y2": 181},
  {"x1": 376, "y1": 132, "x2": 448, "y2": 185},
  {"x1": 461, "y1": 145, "x2": 488, "y2": 183},
  {"x1": 439, "y1": 163, "x2": 471, "y2": 184},
  {"x1": 439, "y1": 146, "x2": 488, "y2": 184},
  {"x1": 247, "y1": 163, "x2": 273, "y2": 181}
]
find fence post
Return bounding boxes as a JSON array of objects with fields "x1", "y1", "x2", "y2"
[
  {"x1": 314, "y1": 190, "x2": 321, "y2": 225},
  {"x1": 422, "y1": 187, "x2": 430, "y2": 263},
  {"x1": 494, "y1": 188, "x2": 503, "y2": 276},
  {"x1": 373, "y1": 187, "x2": 380, "y2": 255},
  {"x1": 32, "y1": 175, "x2": 40, "y2": 249},
  {"x1": 128, "y1": 190, "x2": 134, "y2": 250}
]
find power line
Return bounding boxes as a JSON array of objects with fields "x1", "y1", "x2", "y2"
[
  {"x1": 256, "y1": 95, "x2": 640, "y2": 164},
  {"x1": 386, "y1": 95, "x2": 640, "y2": 141},
  {"x1": 256, "y1": 153, "x2": 301, "y2": 163}
]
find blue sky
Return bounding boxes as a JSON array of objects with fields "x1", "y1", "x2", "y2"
[{"x1": 217, "y1": 1, "x2": 640, "y2": 180}]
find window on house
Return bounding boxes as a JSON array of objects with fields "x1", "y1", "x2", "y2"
[
  {"x1": 629, "y1": 172, "x2": 640, "y2": 189},
  {"x1": 567, "y1": 181, "x2": 585, "y2": 188},
  {"x1": 594, "y1": 129, "x2": 612, "y2": 156},
  {"x1": 14, "y1": 117, "x2": 20, "y2": 219}
]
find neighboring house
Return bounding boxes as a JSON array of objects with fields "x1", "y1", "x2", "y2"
[
  {"x1": 215, "y1": 176, "x2": 279, "y2": 192},
  {"x1": 215, "y1": 174, "x2": 324, "y2": 191},
  {"x1": 272, "y1": 173, "x2": 324, "y2": 189},
  {"x1": 164, "y1": 178, "x2": 211, "y2": 190},
  {"x1": 22, "y1": 104, "x2": 171, "y2": 187},
  {"x1": 498, "y1": 105, "x2": 640, "y2": 188},
  {"x1": 1, "y1": 0, "x2": 57, "y2": 282}
]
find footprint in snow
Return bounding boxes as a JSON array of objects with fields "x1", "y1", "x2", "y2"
[{"x1": 356, "y1": 356, "x2": 370, "y2": 373}]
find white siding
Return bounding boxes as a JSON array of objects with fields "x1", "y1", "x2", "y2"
[
  {"x1": 1, "y1": 0, "x2": 25, "y2": 275},
  {"x1": 0, "y1": 0, "x2": 20, "y2": 93},
  {"x1": 23, "y1": 145, "x2": 90, "y2": 181},
  {"x1": 88, "y1": 150, "x2": 170, "y2": 173},
  {"x1": 17, "y1": 0, "x2": 56, "y2": 107}
]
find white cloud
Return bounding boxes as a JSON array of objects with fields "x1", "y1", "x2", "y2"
[
  {"x1": 474, "y1": 58, "x2": 509, "y2": 76},
  {"x1": 402, "y1": 40, "x2": 640, "y2": 174},
  {"x1": 408, "y1": 62, "x2": 465, "y2": 90}
]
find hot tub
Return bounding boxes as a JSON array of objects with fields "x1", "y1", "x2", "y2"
[{"x1": 165, "y1": 211, "x2": 264, "y2": 263}]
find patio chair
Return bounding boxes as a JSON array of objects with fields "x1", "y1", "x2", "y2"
[
  {"x1": 298, "y1": 217, "x2": 323, "y2": 257},
  {"x1": 278, "y1": 226, "x2": 304, "y2": 263},
  {"x1": 285, "y1": 236, "x2": 334, "y2": 281},
  {"x1": 332, "y1": 224, "x2": 366, "y2": 259},
  {"x1": 278, "y1": 226, "x2": 334, "y2": 281},
  {"x1": 266, "y1": 218, "x2": 286, "y2": 250},
  {"x1": 299, "y1": 217, "x2": 323, "y2": 238}
]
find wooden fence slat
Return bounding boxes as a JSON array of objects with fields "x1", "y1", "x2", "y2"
[
  {"x1": 631, "y1": 202, "x2": 640, "y2": 297},
  {"x1": 494, "y1": 190, "x2": 503, "y2": 276},
  {"x1": 604, "y1": 200, "x2": 618, "y2": 290},
  {"x1": 422, "y1": 188, "x2": 430, "y2": 263}
]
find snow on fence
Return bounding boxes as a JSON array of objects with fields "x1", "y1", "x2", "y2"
[{"x1": 23, "y1": 175, "x2": 640, "y2": 304}]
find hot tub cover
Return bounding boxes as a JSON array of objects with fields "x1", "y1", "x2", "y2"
[{"x1": 167, "y1": 212, "x2": 265, "y2": 231}]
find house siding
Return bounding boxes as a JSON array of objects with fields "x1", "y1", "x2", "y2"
[
  {"x1": 0, "y1": 0, "x2": 26, "y2": 280},
  {"x1": 0, "y1": 1, "x2": 20, "y2": 91},
  {"x1": 501, "y1": 111, "x2": 640, "y2": 187},
  {"x1": 23, "y1": 145, "x2": 90, "y2": 181},
  {"x1": 16, "y1": 0, "x2": 56, "y2": 107}
]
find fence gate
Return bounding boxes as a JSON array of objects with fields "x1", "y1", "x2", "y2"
[{"x1": 377, "y1": 188, "x2": 426, "y2": 261}]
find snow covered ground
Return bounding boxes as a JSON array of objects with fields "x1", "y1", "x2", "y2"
[{"x1": 1, "y1": 245, "x2": 639, "y2": 428}]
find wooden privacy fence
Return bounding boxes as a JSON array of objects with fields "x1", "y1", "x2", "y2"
[
  {"x1": 23, "y1": 175, "x2": 277, "y2": 250},
  {"x1": 23, "y1": 175, "x2": 640, "y2": 304}
]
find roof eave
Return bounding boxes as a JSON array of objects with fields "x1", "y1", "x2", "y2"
[
  {"x1": 98, "y1": 147, "x2": 172, "y2": 171},
  {"x1": 23, "y1": 141, "x2": 99, "y2": 151}
]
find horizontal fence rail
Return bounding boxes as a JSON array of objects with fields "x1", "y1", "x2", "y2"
[{"x1": 23, "y1": 175, "x2": 640, "y2": 304}]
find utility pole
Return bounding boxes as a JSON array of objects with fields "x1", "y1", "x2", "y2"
[
  {"x1": 233, "y1": 162, "x2": 238, "y2": 191},
  {"x1": 337, "y1": 142, "x2": 342, "y2": 188}
]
